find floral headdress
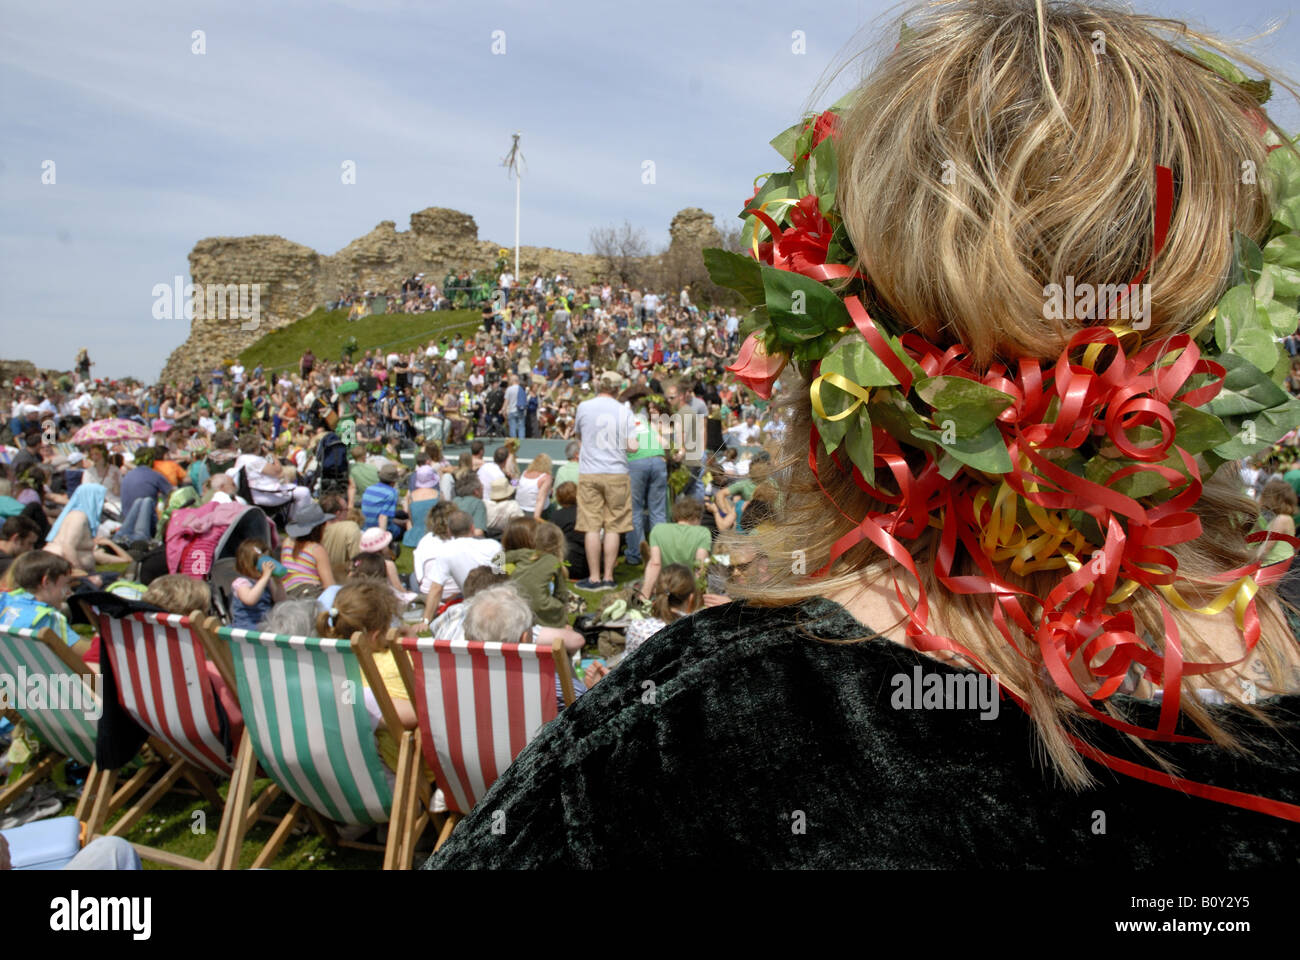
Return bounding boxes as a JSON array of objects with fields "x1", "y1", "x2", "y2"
[{"x1": 705, "y1": 47, "x2": 1300, "y2": 819}]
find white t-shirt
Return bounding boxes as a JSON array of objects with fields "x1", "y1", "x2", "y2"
[
  {"x1": 477, "y1": 462, "x2": 507, "y2": 498},
  {"x1": 426, "y1": 537, "x2": 504, "y2": 595},
  {"x1": 575, "y1": 395, "x2": 637, "y2": 475},
  {"x1": 230, "y1": 364, "x2": 245, "y2": 384}
]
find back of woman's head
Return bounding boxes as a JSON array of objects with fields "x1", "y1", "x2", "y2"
[
  {"x1": 502, "y1": 516, "x2": 538, "y2": 551},
  {"x1": 732, "y1": 0, "x2": 1300, "y2": 788},
  {"x1": 836, "y1": 0, "x2": 1278, "y2": 365},
  {"x1": 426, "y1": 501, "x2": 456, "y2": 538},
  {"x1": 651, "y1": 564, "x2": 698, "y2": 623},
  {"x1": 316, "y1": 580, "x2": 398, "y2": 643}
]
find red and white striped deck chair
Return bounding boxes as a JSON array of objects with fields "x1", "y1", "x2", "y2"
[
  {"x1": 83, "y1": 605, "x2": 250, "y2": 869},
  {"x1": 392, "y1": 634, "x2": 576, "y2": 850}
]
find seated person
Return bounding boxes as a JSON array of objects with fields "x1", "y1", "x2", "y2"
[
  {"x1": 0, "y1": 551, "x2": 78, "y2": 686},
  {"x1": 417, "y1": 510, "x2": 504, "y2": 628},
  {"x1": 624, "y1": 563, "x2": 701, "y2": 657},
  {"x1": 0, "y1": 515, "x2": 40, "y2": 581},
  {"x1": 461, "y1": 582, "x2": 598, "y2": 710},
  {"x1": 315, "y1": 580, "x2": 415, "y2": 774},
  {"x1": 641, "y1": 496, "x2": 713, "y2": 601}
]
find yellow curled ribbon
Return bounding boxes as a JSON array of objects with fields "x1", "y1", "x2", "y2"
[{"x1": 810, "y1": 370, "x2": 872, "y2": 422}]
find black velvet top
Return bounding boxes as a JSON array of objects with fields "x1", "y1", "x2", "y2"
[{"x1": 423, "y1": 598, "x2": 1300, "y2": 868}]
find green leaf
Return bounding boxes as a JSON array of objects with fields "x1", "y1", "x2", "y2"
[
  {"x1": 810, "y1": 135, "x2": 838, "y2": 216},
  {"x1": 1171, "y1": 401, "x2": 1233, "y2": 454},
  {"x1": 1241, "y1": 78, "x2": 1272, "y2": 106},
  {"x1": 829, "y1": 89, "x2": 859, "y2": 112},
  {"x1": 737, "y1": 304, "x2": 769, "y2": 341},
  {"x1": 1215, "y1": 283, "x2": 1279, "y2": 372},
  {"x1": 769, "y1": 121, "x2": 807, "y2": 165},
  {"x1": 1084, "y1": 454, "x2": 1182, "y2": 499},
  {"x1": 841, "y1": 407, "x2": 875, "y2": 477},
  {"x1": 1263, "y1": 298, "x2": 1298, "y2": 337},
  {"x1": 1211, "y1": 398, "x2": 1300, "y2": 460},
  {"x1": 870, "y1": 387, "x2": 935, "y2": 453},
  {"x1": 1264, "y1": 233, "x2": 1300, "y2": 271},
  {"x1": 911, "y1": 421, "x2": 1012, "y2": 475},
  {"x1": 1206, "y1": 353, "x2": 1291, "y2": 417},
  {"x1": 761, "y1": 266, "x2": 850, "y2": 343},
  {"x1": 914, "y1": 376, "x2": 1015, "y2": 436},
  {"x1": 820, "y1": 338, "x2": 902, "y2": 388},
  {"x1": 702, "y1": 248, "x2": 766, "y2": 305},
  {"x1": 1232, "y1": 230, "x2": 1264, "y2": 287},
  {"x1": 1187, "y1": 45, "x2": 1247, "y2": 84}
]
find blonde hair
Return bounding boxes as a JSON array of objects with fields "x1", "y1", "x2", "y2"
[
  {"x1": 143, "y1": 574, "x2": 211, "y2": 617},
  {"x1": 527, "y1": 453, "x2": 553, "y2": 475},
  {"x1": 734, "y1": 0, "x2": 1300, "y2": 788},
  {"x1": 316, "y1": 580, "x2": 398, "y2": 651}
]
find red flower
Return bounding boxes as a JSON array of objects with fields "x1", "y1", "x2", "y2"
[
  {"x1": 726, "y1": 333, "x2": 788, "y2": 400},
  {"x1": 811, "y1": 110, "x2": 841, "y2": 148}
]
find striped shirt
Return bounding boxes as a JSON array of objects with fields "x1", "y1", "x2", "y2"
[
  {"x1": 361, "y1": 481, "x2": 399, "y2": 530},
  {"x1": 280, "y1": 543, "x2": 323, "y2": 592}
]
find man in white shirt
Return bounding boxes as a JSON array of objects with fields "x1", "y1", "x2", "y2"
[
  {"x1": 574, "y1": 371, "x2": 639, "y2": 588},
  {"x1": 230, "y1": 363, "x2": 245, "y2": 386},
  {"x1": 477, "y1": 446, "x2": 510, "y2": 503},
  {"x1": 728, "y1": 414, "x2": 761, "y2": 447},
  {"x1": 418, "y1": 510, "x2": 504, "y2": 626}
]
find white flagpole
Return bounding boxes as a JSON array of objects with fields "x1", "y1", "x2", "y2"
[
  {"x1": 514, "y1": 165, "x2": 520, "y2": 287},
  {"x1": 502, "y1": 132, "x2": 524, "y2": 302}
]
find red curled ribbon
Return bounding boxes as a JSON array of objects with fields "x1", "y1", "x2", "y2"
[{"x1": 797, "y1": 165, "x2": 1300, "y2": 820}]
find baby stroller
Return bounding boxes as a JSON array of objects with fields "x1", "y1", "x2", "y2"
[
  {"x1": 306, "y1": 430, "x2": 350, "y2": 499},
  {"x1": 163, "y1": 501, "x2": 278, "y2": 623}
]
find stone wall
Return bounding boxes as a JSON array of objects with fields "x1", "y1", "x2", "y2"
[{"x1": 158, "y1": 205, "x2": 719, "y2": 384}]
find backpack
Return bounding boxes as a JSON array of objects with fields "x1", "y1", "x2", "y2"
[
  {"x1": 516, "y1": 384, "x2": 528, "y2": 413},
  {"x1": 316, "y1": 432, "x2": 349, "y2": 480}
]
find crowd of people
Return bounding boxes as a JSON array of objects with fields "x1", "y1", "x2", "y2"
[{"x1": 0, "y1": 279, "x2": 786, "y2": 845}]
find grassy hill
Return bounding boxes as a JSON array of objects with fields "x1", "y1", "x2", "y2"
[{"x1": 238, "y1": 307, "x2": 484, "y2": 373}]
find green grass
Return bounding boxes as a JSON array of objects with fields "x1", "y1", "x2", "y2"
[
  {"x1": 56, "y1": 777, "x2": 396, "y2": 870},
  {"x1": 238, "y1": 307, "x2": 483, "y2": 373}
]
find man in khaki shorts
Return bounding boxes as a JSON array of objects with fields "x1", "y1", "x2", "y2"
[{"x1": 574, "y1": 370, "x2": 638, "y2": 588}]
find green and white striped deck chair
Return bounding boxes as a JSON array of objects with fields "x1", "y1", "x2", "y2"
[
  {"x1": 0, "y1": 624, "x2": 105, "y2": 826},
  {"x1": 215, "y1": 624, "x2": 425, "y2": 869}
]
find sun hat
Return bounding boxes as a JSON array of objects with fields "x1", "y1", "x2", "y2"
[
  {"x1": 359, "y1": 527, "x2": 393, "y2": 553},
  {"x1": 489, "y1": 477, "x2": 515, "y2": 501},
  {"x1": 413, "y1": 465, "x2": 438, "y2": 488},
  {"x1": 286, "y1": 501, "x2": 335, "y2": 538}
]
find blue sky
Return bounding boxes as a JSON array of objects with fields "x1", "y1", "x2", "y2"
[{"x1": 2, "y1": 0, "x2": 1298, "y2": 380}]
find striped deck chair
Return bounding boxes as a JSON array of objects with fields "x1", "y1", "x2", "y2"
[
  {"x1": 391, "y1": 635, "x2": 576, "y2": 852},
  {"x1": 84, "y1": 605, "x2": 259, "y2": 869},
  {"x1": 212, "y1": 624, "x2": 428, "y2": 869},
  {"x1": 0, "y1": 625, "x2": 104, "y2": 826}
]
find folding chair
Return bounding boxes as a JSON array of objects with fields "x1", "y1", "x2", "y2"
[
  {"x1": 391, "y1": 635, "x2": 575, "y2": 855},
  {"x1": 210, "y1": 622, "x2": 429, "y2": 869},
  {"x1": 83, "y1": 605, "x2": 268, "y2": 869},
  {"x1": 0, "y1": 625, "x2": 107, "y2": 827}
]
